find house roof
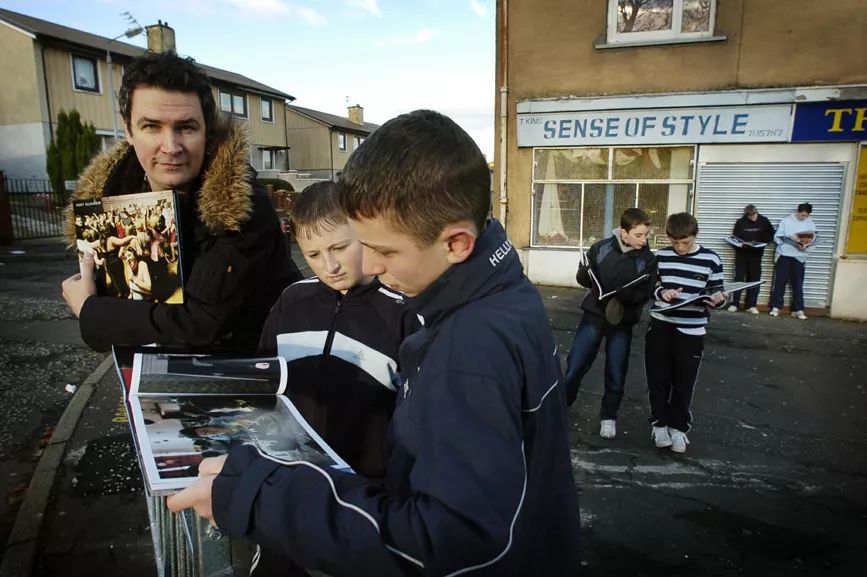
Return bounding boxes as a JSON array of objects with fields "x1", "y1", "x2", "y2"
[
  {"x1": 287, "y1": 104, "x2": 379, "y2": 135},
  {"x1": 0, "y1": 7, "x2": 294, "y2": 101}
]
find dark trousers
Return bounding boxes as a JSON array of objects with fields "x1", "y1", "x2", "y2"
[
  {"x1": 731, "y1": 249, "x2": 763, "y2": 308},
  {"x1": 644, "y1": 320, "x2": 704, "y2": 433},
  {"x1": 565, "y1": 313, "x2": 633, "y2": 420},
  {"x1": 769, "y1": 255, "x2": 806, "y2": 312}
]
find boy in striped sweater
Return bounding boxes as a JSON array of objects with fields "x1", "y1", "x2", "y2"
[{"x1": 645, "y1": 213, "x2": 726, "y2": 454}]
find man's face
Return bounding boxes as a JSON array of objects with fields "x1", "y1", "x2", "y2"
[
  {"x1": 796, "y1": 211, "x2": 811, "y2": 221},
  {"x1": 126, "y1": 87, "x2": 206, "y2": 191},
  {"x1": 621, "y1": 224, "x2": 649, "y2": 250},
  {"x1": 297, "y1": 222, "x2": 368, "y2": 293},
  {"x1": 669, "y1": 235, "x2": 697, "y2": 256},
  {"x1": 747, "y1": 213, "x2": 758, "y2": 222},
  {"x1": 348, "y1": 215, "x2": 451, "y2": 297}
]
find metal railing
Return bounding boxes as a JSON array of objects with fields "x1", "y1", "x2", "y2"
[{"x1": 2, "y1": 177, "x2": 66, "y2": 240}]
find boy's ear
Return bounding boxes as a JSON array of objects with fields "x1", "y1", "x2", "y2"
[{"x1": 441, "y1": 221, "x2": 478, "y2": 265}]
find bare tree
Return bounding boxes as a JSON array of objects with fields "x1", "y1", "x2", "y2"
[{"x1": 617, "y1": 0, "x2": 649, "y2": 32}]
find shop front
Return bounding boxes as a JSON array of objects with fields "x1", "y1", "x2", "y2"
[{"x1": 514, "y1": 88, "x2": 866, "y2": 318}]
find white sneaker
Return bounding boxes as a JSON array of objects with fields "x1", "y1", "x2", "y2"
[
  {"x1": 600, "y1": 419, "x2": 616, "y2": 439},
  {"x1": 791, "y1": 310, "x2": 807, "y2": 320},
  {"x1": 747, "y1": 307, "x2": 759, "y2": 315},
  {"x1": 726, "y1": 305, "x2": 738, "y2": 313},
  {"x1": 652, "y1": 426, "x2": 672, "y2": 448},
  {"x1": 769, "y1": 307, "x2": 780, "y2": 317},
  {"x1": 670, "y1": 429, "x2": 689, "y2": 453}
]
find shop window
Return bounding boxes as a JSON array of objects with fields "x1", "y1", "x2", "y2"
[
  {"x1": 72, "y1": 55, "x2": 99, "y2": 92},
  {"x1": 532, "y1": 146, "x2": 694, "y2": 248},
  {"x1": 607, "y1": 0, "x2": 716, "y2": 46}
]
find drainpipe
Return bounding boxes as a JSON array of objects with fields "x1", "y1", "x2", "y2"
[
  {"x1": 41, "y1": 45, "x2": 54, "y2": 140},
  {"x1": 497, "y1": 0, "x2": 509, "y2": 228}
]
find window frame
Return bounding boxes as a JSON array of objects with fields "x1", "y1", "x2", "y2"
[
  {"x1": 219, "y1": 89, "x2": 248, "y2": 118},
  {"x1": 337, "y1": 131, "x2": 347, "y2": 152},
  {"x1": 71, "y1": 54, "x2": 100, "y2": 93},
  {"x1": 606, "y1": 0, "x2": 717, "y2": 46},
  {"x1": 260, "y1": 97, "x2": 274, "y2": 123},
  {"x1": 262, "y1": 148, "x2": 274, "y2": 171},
  {"x1": 353, "y1": 135, "x2": 364, "y2": 149},
  {"x1": 530, "y1": 145, "x2": 696, "y2": 249}
]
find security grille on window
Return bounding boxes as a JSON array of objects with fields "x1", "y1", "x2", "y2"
[
  {"x1": 261, "y1": 98, "x2": 273, "y2": 122},
  {"x1": 337, "y1": 132, "x2": 347, "y2": 151},
  {"x1": 219, "y1": 90, "x2": 247, "y2": 117},
  {"x1": 72, "y1": 55, "x2": 99, "y2": 92},
  {"x1": 608, "y1": 0, "x2": 716, "y2": 45},
  {"x1": 531, "y1": 146, "x2": 694, "y2": 248}
]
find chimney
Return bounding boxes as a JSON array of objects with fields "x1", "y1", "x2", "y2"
[
  {"x1": 146, "y1": 20, "x2": 176, "y2": 53},
  {"x1": 348, "y1": 104, "x2": 364, "y2": 125}
]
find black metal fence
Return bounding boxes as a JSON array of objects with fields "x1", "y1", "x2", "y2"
[{"x1": 2, "y1": 177, "x2": 67, "y2": 240}]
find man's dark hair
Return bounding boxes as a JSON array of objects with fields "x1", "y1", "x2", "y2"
[
  {"x1": 337, "y1": 109, "x2": 491, "y2": 247},
  {"x1": 665, "y1": 212, "x2": 699, "y2": 240},
  {"x1": 797, "y1": 202, "x2": 813, "y2": 214},
  {"x1": 290, "y1": 181, "x2": 347, "y2": 239},
  {"x1": 620, "y1": 207, "x2": 651, "y2": 232},
  {"x1": 118, "y1": 51, "x2": 218, "y2": 141}
]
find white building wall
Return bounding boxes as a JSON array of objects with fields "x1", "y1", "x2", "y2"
[{"x1": 0, "y1": 122, "x2": 49, "y2": 179}]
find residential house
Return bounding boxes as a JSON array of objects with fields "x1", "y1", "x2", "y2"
[
  {"x1": 284, "y1": 104, "x2": 379, "y2": 180},
  {"x1": 496, "y1": 0, "x2": 867, "y2": 319},
  {"x1": 0, "y1": 8, "x2": 294, "y2": 182}
]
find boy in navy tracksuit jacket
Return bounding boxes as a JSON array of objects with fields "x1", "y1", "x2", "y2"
[
  {"x1": 168, "y1": 110, "x2": 582, "y2": 576},
  {"x1": 645, "y1": 213, "x2": 726, "y2": 454},
  {"x1": 565, "y1": 208, "x2": 657, "y2": 440},
  {"x1": 252, "y1": 181, "x2": 419, "y2": 576}
]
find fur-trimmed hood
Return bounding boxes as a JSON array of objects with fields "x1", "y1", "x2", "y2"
[{"x1": 65, "y1": 123, "x2": 254, "y2": 245}]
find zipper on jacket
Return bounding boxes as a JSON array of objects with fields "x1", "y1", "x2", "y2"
[{"x1": 323, "y1": 295, "x2": 343, "y2": 358}]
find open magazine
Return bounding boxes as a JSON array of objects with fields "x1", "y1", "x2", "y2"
[
  {"x1": 723, "y1": 235, "x2": 768, "y2": 249},
  {"x1": 73, "y1": 190, "x2": 185, "y2": 303},
  {"x1": 650, "y1": 280, "x2": 764, "y2": 313},
  {"x1": 113, "y1": 347, "x2": 351, "y2": 496},
  {"x1": 782, "y1": 230, "x2": 818, "y2": 249},
  {"x1": 578, "y1": 248, "x2": 649, "y2": 300}
]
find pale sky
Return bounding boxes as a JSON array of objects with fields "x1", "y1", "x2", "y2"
[{"x1": 3, "y1": 0, "x2": 496, "y2": 159}]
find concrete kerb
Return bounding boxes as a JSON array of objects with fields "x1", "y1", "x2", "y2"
[{"x1": 0, "y1": 354, "x2": 114, "y2": 577}]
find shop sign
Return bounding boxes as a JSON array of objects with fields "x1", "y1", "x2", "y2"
[
  {"x1": 792, "y1": 100, "x2": 867, "y2": 142},
  {"x1": 517, "y1": 105, "x2": 793, "y2": 147}
]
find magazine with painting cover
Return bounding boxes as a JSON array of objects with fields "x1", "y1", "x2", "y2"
[
  {"x1": 723, "y1": 235, "x2": 768, "y2": 249},
  {"x1": 72, "y1": 189, "x2": 185, "y2": 303},
  {"x1": 112, "y1": 347, "x2": 352, "y2": 496},
  {"x1": 782, "y1": 230, "x2": 818, "y2": 249},
  {"x1": 579, "y1": 248, "x2": 649, "y2": 300},
  {"x1": 650, "y1": 280, "x2": 764, "y2": 313}
]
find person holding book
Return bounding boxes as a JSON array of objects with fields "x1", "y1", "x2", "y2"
[
  {"x1": 769, "y1": 202, "x2": 817, "y2": 320},
  {"x1": 564, "y1": 208, "x2": 657, "y2": 440},
  {"x1": 646, "y1": 213, "x2": 726, "y2": 454},
  {"x1": 252, "y1": 181, "x2": 419, "y2": 576},
  {"x1": 168, "y1": 109, "x2": 581, "y2": 575},
  {"x1": 728, "y1": 204, "x2": 774, "y2": 314},
  {"x1": 60, "y1": 51, "x2": 301, "y2": 353}
]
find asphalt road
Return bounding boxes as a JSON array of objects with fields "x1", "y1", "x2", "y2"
[{"x1": 2, "y1": 241, "x2": 865, "y2": 576}]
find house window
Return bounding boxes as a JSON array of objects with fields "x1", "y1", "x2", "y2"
[
  {"x1": 261, "y1": 98, "x2": 273, "y2": 122},
  {"x1": 262, "y1": 149, "x2": 273, "y2": 170},
  {"x1": 337, "y1": 132, "x2": 347, "y2": 151},
  {"x1": 219, "y1": 89, "x2": 247, "y2": 117},
  {"x1": 531, "y1": 146, "x2": 694, "y2": 248},
  {"x1": 72, "y1": 55, "x2": 99, "y2": 92},
  {"x1": 607, "y1": 0, "x2": 715, "y2": 45},
  {"x1": 353, "y1": 136, "x2": 364, "y2": 149}
]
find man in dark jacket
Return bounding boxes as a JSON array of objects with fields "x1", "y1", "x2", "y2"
[
  {"x1": 565, "y1": 208, "x2": 658, "y2": 440},
  {"x1": 61, "y1": 51, "x2": 300, "y2": 353},
  {"x1": 728, "y1": 204, "x2": 774, "y2": 314},
  {"x1": 168, "y1": 110, "x2": 581, "y2": 576}
]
